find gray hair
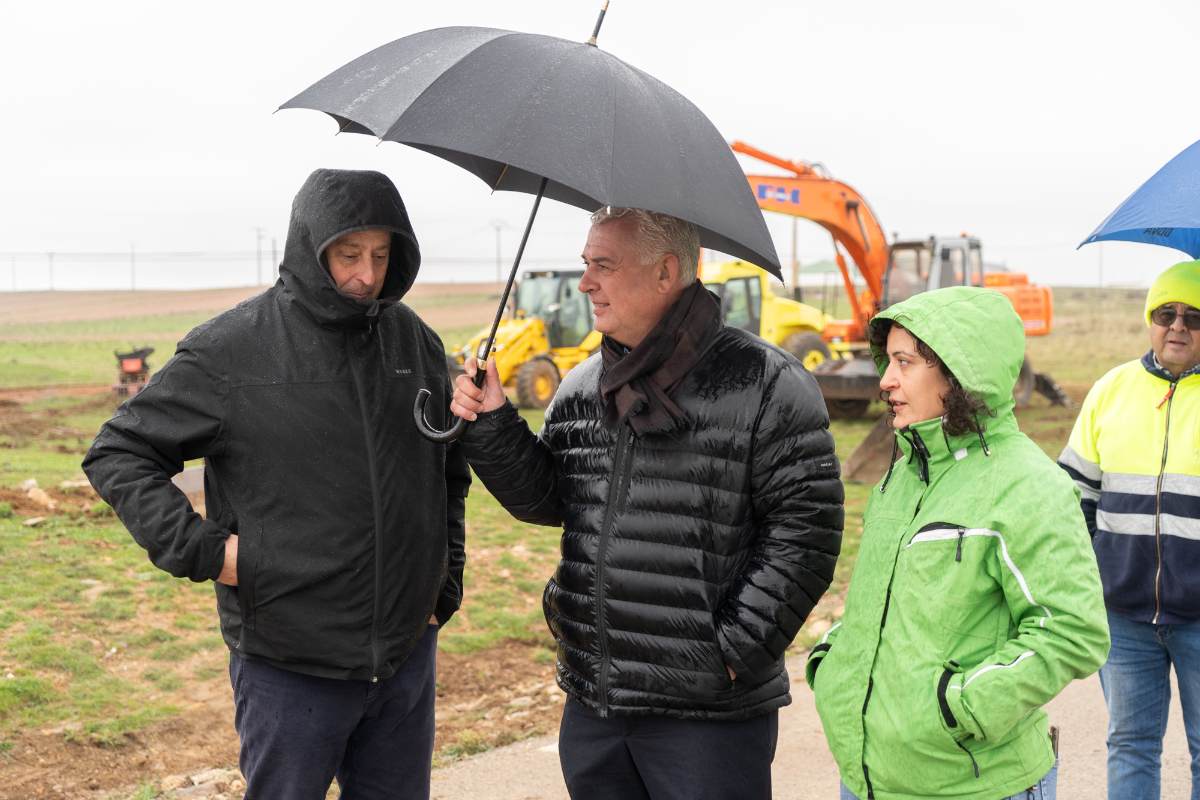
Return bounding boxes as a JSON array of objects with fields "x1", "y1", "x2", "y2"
[{"x1": 589, "y1": 207, "x2": 700, "y2": 284}]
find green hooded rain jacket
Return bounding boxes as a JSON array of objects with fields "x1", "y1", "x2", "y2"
[{"x1": 807, "y1": 287, "x2": 1109, "y2": 800}]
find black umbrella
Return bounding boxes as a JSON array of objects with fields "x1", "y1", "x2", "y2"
[{"x1": 281, "y1": 8, "x2": 780, "y2": 441}]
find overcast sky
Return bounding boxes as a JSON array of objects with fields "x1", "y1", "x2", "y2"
[{"x1": 2, "y1": 0, "x2": 1198, "y2": 290}]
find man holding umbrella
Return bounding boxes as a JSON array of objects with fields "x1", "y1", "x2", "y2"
[{"x1": 452, "y1": 206, "x2": 844, "y2": 799}]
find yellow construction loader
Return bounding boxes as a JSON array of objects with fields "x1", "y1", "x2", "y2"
[
  {"x1": 700, "y1": 259, "x2": 853, "y2": 370},
  {"x1": 448, "y1": 270, "x2": 601, "y2": 409}
]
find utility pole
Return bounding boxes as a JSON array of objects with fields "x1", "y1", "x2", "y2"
[
  {"x1": 491, "y1": 220, "x2": 505, "y2": 285},
  {"x1": 47, "y1": 251, "x2": 54, "y2": 291},
  {"x1": 254, "y1": 227, "x2": 265, "y2": 285}
]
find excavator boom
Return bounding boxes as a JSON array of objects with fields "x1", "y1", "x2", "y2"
[{"x1": 733, "y1": 141, "x2": 889, "y2": 339}]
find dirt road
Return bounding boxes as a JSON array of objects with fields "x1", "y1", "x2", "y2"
[
  {"x1": 0, "y1": 284, "x2": 501, "y2": 326},
  {"x1": 431, "y1": 658, "x2": 1194, "y2": 799}
]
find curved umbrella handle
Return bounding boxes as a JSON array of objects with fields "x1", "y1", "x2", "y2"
[
  {"x1": 413, "y1": 388, "x2": 468, "y2": 443},
  {"x1": 413, "y1": 363, "x2": 489, "y2": 444}
]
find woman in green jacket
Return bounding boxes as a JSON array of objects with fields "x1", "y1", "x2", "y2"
[{"x1": 809, "y1": 286, "x2": 1109, "y2": 800}]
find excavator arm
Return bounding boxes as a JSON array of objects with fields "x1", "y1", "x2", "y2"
[{"x1": 733, "y1": 141, "x2": 890, "y2": 340}]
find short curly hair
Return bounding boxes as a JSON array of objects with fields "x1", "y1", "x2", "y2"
[{"x1": 868, "y1": 319, "x2": 992, "y2": 436}]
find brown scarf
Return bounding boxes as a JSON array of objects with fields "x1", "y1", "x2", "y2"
[{"x1": 599, "y1": 281, "x2": 722, "y2": 435}]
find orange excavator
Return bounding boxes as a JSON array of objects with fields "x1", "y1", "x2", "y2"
[
  {"x1": 731, "y1": 141, "x2": 1068, "y2": 481},
  {"x1": 732, "y1": 140, "x2": 1067, "y2": 418}
]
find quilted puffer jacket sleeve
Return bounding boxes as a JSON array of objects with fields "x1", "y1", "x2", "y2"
[
  {"x1": 83, "y1": 335, "x2": 231, "y2": 582},
  {"x1": 716, "y1": 359, "x2": 844, "y2": 680},
  {"x1": 461, "y1": 401, "x2": 563, "y2": 527}
]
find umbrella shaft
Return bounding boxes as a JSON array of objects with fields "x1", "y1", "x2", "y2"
[
  {"x1": 587, "y1": 1, "x2": 610, "y2": 46},
  {"x1": 479, "y1": 176, "x2": 549, "y2": 365}
]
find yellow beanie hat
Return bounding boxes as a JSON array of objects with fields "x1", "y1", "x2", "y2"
[{"x1": 1145, "y1": 260, "x2": 1200, "y2": 325}]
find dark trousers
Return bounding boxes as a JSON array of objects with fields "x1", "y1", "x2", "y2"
[
  {"x1": 558, "y1": 698, "x2": 778, "y2": 800},
  {"x1": 228, "y1": 624, "x2": 438, "y2": 800}
]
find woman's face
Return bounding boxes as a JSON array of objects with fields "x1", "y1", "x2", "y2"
[{"x1": 879, "y1": 326, "x2": 951, "y2": 429}]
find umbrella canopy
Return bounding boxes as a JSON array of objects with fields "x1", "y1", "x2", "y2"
[
  {"x1": 1080, "y1": 137, "x2": 1200, "y2": 258},
  {"x1": 280, "y1": 25, "x2": 781, "y2": 277}
]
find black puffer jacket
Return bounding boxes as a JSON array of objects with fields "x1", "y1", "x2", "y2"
[
  {"x1": 464, "y1": 328, "x2": 843, "y2": 719},
  {"x1": 83, "y1": 169, "x2": 470, "y2": 681}
]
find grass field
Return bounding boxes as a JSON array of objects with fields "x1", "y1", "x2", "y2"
[{"x1": 0, "y1": 285, "x2": 1148, "y2": 798}]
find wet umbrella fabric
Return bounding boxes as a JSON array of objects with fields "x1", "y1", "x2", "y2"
[
  {"x1": 280, "y1": 26, "x2": 781, "y2": 277},
  {"x1": 1080, "y1": 137, "x2": 1200, "y2": 258}
]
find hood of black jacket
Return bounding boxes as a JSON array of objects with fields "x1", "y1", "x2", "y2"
[{"x1": 279, "y1": 168, "x2": 420, "y2": 328}]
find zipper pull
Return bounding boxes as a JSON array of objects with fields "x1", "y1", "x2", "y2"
[
  {"x1": 1157, "y1": 381, "x2": 1176, "y2": 410},
  {"x1": 955, "y1": 528, "x2": 965, "y2": 562}
]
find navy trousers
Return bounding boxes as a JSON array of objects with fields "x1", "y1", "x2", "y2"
[
  {"x1": 228, "y1": 624, "x2": 438, "y2": 800},
  {"x1": 558, "y1": 698, "x2": 779, "y2": 800}
]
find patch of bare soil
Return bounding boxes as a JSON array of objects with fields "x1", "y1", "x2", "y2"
[
  {"x1": 0, "y1": 641, "x2": 562, "y2": 800},
  {"x1": 0, "y1": 394, "x2": 112, "y2": 444}
]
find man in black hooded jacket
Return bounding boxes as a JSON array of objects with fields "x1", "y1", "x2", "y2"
[{"x1": 83, "y1": 169, "x2": 469, "y2": 799}]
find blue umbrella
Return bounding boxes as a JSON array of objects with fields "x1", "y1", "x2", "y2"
[{"x1": 1080, "y1": 138, "x2": 1200, "y2": 258}]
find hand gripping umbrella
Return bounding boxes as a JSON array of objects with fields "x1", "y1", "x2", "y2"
[{"x1": 281, "y1": 5, "x2": 781, "y2": 442}]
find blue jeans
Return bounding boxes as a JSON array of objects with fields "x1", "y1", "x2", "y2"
[
  {"x1": 229, "y1": 624, "x2": 438, "y2": 800},
  {"x1": 1100, "y1": 610, "x2": 1200, "y2": 800},
  {"x1": 838, "y1": 760, "x2": 1057, "y2": 799}
]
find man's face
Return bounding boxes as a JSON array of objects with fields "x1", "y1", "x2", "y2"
[
  {"x1": 1150, "y1": 302, "x2": 1200, "y2": 376},
  {"x1": 325, "y1": 228, "x2": 391, "y2": 302},
  {"x1": 578, "y1": 218, "x2": 679, "y2": 348}
]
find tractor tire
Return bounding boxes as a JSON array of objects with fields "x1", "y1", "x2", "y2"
[
  {"x1": 515, "y1": 359, "x2": 561, "y2": 409},
  {"x1": 827, "y1": 398, "x2": 871, "y2": 419},
  {"x1": 1014, "y1": 359, "x2": 1035, "y2": 407},
  {"x1": 782, "y1": 332, "x2": 832, "y2": 372}
]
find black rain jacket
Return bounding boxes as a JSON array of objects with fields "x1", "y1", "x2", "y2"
[
  {"x1": 463, "y1": 327, "x2": 843, "y2": 719},
  {"x1": 83, "y1": 169, "x2": 470, "y2": 681}
]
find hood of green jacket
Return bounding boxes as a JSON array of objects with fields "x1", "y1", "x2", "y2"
[{"x1": 869, "y1": 286, "x2": 1025, "y2": 419}]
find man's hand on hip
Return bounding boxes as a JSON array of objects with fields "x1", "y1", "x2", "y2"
[
  {"x1": 449, "y1": 356, "x2": 505, "y2": 420},
  {"x1": 217, "y1": 534, "x2": 239, "y2": 586}
]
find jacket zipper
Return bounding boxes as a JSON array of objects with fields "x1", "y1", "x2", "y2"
[
  {"x1": 955, "y1": 527, "x2": 965, "y2": 562},
  {"x1": 1152, "y1": 381, "x2": 1177, "y2": 624},
  {"x1": 349, "y1": 329, "x2": 385, "y2": 681},
  {"x1": 860, "y1": 566, "x2": 897, "y2": 800},
  {"x1": 595, "y1": 426, "x2": 634, "y2": 717}
]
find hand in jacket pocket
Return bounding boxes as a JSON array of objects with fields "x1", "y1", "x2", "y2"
[{"x1": 217, "y1": 533, "x2": 239, "y2": 586}]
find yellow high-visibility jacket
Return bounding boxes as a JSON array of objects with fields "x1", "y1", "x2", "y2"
[{"x1": 1059, "y1": 352, "x2": 1200, "y2": 624}]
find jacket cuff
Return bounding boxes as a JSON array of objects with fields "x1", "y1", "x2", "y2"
[
  {"x1": 938, "y1": 665, "x2": 977, "y2": 741},
  {"x1": 201, "y1": 527, "x2": 232, "y2": 583},
  {"x1": 463, "y1": 401, "x2": 519, "y2": 443},
  {"x1": 715, "y1": 622, "x2": 755, "y2": 680},
  {"x1": 806, "y1": 643, "x2": 831, "y2": 687},
  {"x1": 434, "y1": 585, "x2": 461, "y2": 626}
]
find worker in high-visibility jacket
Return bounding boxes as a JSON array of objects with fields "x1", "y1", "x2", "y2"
[{"x1": 1058, "y1": 258, "x2": 1200, "y2": 800}]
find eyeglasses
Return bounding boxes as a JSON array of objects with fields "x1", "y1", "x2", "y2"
[{"x1": 1150, "y1": 305, "x2": 1200, "y2": 331}]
